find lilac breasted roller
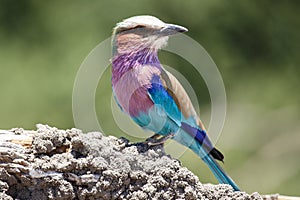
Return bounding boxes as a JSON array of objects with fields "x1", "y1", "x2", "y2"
[{"x1": 111, "y1": 15, "x2": 239, "y2": 191}]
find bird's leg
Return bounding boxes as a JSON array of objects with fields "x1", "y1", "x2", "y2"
[
  {"x1": 144, "y1": 133, "x2": 174, "y2": 146},
  {"x1": 147, "y1": 133, "x2": 161, "y2": 140}
]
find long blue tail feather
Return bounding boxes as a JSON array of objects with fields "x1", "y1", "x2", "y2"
[
  {"x1": 180, "y1": 122, "x2": 240, "y2": 191},
  {"x1": 202, "y1": 154, "x2": 240, "y2": 191}
]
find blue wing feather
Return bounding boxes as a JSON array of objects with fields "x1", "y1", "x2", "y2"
[{"x1": 147, "y1": 75, "x2": 182, "y2": 127}]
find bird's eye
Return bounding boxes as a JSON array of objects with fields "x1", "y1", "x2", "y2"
[
  {"x1": 133, "y1": 25, "x2": 146, "y2": 29},
  {"x1": 125, "y1": 25, "x2": 146, "y2": 31},
  {"x1": 116, "y1": 25, "x2": 146, "y2": 34}
]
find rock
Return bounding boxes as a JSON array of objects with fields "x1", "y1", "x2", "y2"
[{"x1": 0, "y1": 125, "x2": 263, "y2": 200}]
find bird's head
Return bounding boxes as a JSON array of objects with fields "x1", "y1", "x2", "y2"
[{"x1": 112, "y1": 15, "x2": 188, "y2": 56}]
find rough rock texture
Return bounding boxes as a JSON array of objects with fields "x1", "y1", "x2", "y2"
[{"x1": 0, "y1": 124, "x2": 263, "y2": 200}]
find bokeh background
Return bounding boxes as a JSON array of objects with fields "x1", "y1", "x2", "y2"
[{"x1": 0, "y1": 0, "x2": 299, "y2": 195}]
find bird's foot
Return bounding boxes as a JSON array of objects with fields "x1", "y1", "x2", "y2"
[
  {"x1": 118, "y1": 134, "x2": 174, "y2": 154},
  {"x1": 144, "y1": 133, "x2": 174, "y2": 146}
]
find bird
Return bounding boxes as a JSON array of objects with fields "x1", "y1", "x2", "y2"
[{"x1": 111, "y1": 15, "x2": 240, "y2": 191}]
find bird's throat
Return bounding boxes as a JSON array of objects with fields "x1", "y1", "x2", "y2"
[{"x1": 112, "y1": 48, "x2": 161, "y2": 85}]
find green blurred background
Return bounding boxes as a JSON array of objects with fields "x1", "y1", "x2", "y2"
[{"x1": 0, "y1": 0, "x2": 299, "y2": 195}]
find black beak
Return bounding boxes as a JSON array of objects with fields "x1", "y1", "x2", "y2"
[{"x1": 159, "y1": 23, "x2": 188, "y2": 36}]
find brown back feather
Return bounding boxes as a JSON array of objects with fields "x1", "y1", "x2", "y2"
[{"x1": 160, "y1": 69, "x2": 206, "y2": 131}]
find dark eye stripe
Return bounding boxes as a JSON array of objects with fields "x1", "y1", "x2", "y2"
[
  {"x1": 116, "y1": 25, "x2": 146, "y2": 34},
  {"x1": 133, "y1": 25, "x2": 146, "y2": 29}
]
